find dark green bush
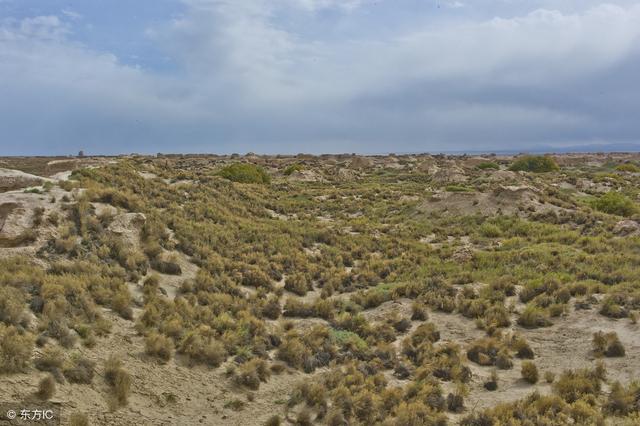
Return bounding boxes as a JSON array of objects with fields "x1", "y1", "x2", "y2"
[
  {"x1": 217, "y1": 163, "x2": 271, "y2": 184},
  {"x1": 591, "y1": 192, "x2": 637, "y2": 217},
  {"x1": 509, "y1": 155, "x2": 559, "y2": 173}
]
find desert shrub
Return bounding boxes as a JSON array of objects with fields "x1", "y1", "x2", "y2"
[
  {"x1": 447, "y1": 392, "x2": 465, "y2": 412},
  {"x1": 34, "y1": 345, "x2": 65, "y2": 381},
  {"x1": 411, "y1": 302, "x2": 428, "y2": 321},
  {"x1": 466, "y1": 338, "x2": 506, "y2": 367},
  {"x1": 521, "y1": 361, "x2": 538, "y2": 384},
  {"x1": 591, "y1": 192, "x2": 637, "y2": 217},
  {"x1": 517, "y1": 305, "x2": 551, "y2": 328},
  {"x1": 0, "y1": 286, "x2": 27, "y2": 326},
  {"x1": 150, "y1": 258, "x2": 182, "y2": 275},
  {"x1": 284, "y1": 164, "x2": 304, "y2": 176},
  {"x1": 217, "y1": 163, "x2": 271, "y2": 184},
  {"x1": 69, "y1": 413, "x2": 89, "y2": 426},
  {"x1": 104, "y1": 355, "x2": 131, "y2": 407},
  {"x1": 284, "y1": 273, "x2": 310, "y2": 296},
  {"x1": 479, "y1": 223, "x2": 502, "y2": 238},
  {"x1": 178, "y1": 329, "x2": 227, "y2": 367},
  {"x1": 234, "y1": 358, "x2": 270, "y2": 390},
  {"x1": 484, "y1": 370, "x2": 498, "y2": 391},
  {"x1": 265, "y1": 415, "x2": 281, "y2": 426},
  {"x1": 604, "y1": 381, "x2": 640, "y2": 415},
  {"x1": 599, "y1": 296, "x2": 628, "y2": 319},
  {"x1": 592, "y1": 331, "x2": 625, "y2": 357},
  {"x1": 0, "y1": 325, "x2": 34, "y2": 373},
  {"x1": 394, "y1": 401, "x2": 447, "y2": 425},
  {"x1": 615, "y1": 163, "x2": 640, "y2": 173},
  {"x1": 63, "y1": 356, "x2": 95, "y2": 384},
  {"x1": 511, "y1": 336, "x2": 535, "y2": 359},
  {"x1": 495, "y1": 350, "x2": 513, "y2": 370},
  {"x1": 409, "y1": 323, "x2": 440, "y2": 345},
  {"x1": 295, "y1": 409, "x2": 312, "y2": 426},
  {"x1": 145, "y1": 331, "x2": 174, "y2": 362},
  {"x1": 477, "y1": 162, "x2": 500, "y2": 170},
  {"x1": 283, "y1": 298, "x2": 314, "y2": 318},
  {"x1": 261, "y1": 296, "x2": 281, "y2": 319},
  {"x1": 509, "y1": 155, "x2": 559, "y2": 173},
  {"x1": 241, "y1": 267, "x2": 272, "y2": 289},
  {"x1": 544, "y1": 371, "x2": 555, "y2": 383},
  {"x1": 37, "y1": 374, "x2": 56, "y2": 400},
  {"x1": 553, "y1": 367, "x2": 602, "y2": 403}
]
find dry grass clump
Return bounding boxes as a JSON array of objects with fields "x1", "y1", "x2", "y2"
[
  {"x1": 34, "y1": 345, "x2": 65, "y2": 381},
  {"x1": 521, "y1": 361, "x2": 538, "y2": 384},
  {"x1": 517, "y1": 304, "x2": 552, "y2": 328},
  {"x1": 178, "y1": 328, "x2": 227, "y2": 367},
  {"x1": 63, "y1": 355, "x2": 95, "y2": 384},
  {"x1": 277, "y1": 326, "x2": 336, "y2": 372},
  {"x1": 466, "y1": 337, "x2": 512, "y2": 369},
  {"x1": 104, "y1": 355, "x2": 131, "y2": 408},
  {"x1": 234, "y1": 358, "x2": 270, "y2": 390},
  {"x1": 0, "y1": 286, "x2": 28, "y2": 326},
  {"x1": 36, "y1": 374, "x2": 56, "y2": 400},
  {"x1": 69, "y1": 413, "x2": 89, "y2": 426},
  {"x1": 264, "y1": 415, "x2": 281, "y2": 426},
  {"x1": 0, "y1": 324, "x2": 34, "y2": 373},
  {"x1": 145, "y1": 331, "x2": 174, "y2": 362},
  {"x1": 592, "y1": 331, "x2": 625, "y2": 357},
  {"x1": 284, "y1": 273, "x2": 311, "y2": 296}
]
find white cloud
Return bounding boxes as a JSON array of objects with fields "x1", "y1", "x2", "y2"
[{"x1": 2, "y1": 2, "x2": 640, "y2": 154}]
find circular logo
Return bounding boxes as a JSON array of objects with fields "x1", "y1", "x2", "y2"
[{"x1": 6, "y1": 410, "x2": 16, "y2": 420}]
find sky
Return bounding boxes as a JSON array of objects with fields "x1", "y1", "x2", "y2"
[{"x1": 1, "y1": 0, "x2": 640, "y2": 155}]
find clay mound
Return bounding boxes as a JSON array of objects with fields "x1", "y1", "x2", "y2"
[
  {"x1": 348, "y1": 156, "x2": 373, "y2": 169},
  {"x1": 613, "y1": 220, "x2": 640, "y2": 236},
  {"x1": 431, "y1": 165, "x2": 468, "y2": 184},
  {"x1": 107, "y1": 212, "x2": 146, "y2": 249},
  {"x1": 419, "y1": 185, "x2": 541, "y2": 216},
  {"x1": 0, "y1": 168, "x2": 45, "y2": 192},
  {"x1": 335, "y1": 168, "x2": 359, "y2": 181},
  {"x1": 481, "y1": 170, "x2": 523, "y2": 184},
  {"x1": 287, "y1": 169, "x2": 325, "y2": 183}
]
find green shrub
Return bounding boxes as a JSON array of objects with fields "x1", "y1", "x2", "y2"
[
  {"x1": 509, "y1": 155, "x2": 559, "y2": 173},
  {"x1": 615, "y1": 163, "x2": 640, "y2": 173},
  {"x1": 591, "y1": 192, "x2": 637, "y2": 217},
  {"x1": 477, "y1": 162, "x2": 500, "y2": 170},
  {"x1": 445, "y1": 185, "x2": 473, "y2": 192},
  {"x1": 284, "y1": 164, "x2": 304, "y2": 176},
  {"x1": 217, "y1": 163, "x2": 271, "y2": 184}
]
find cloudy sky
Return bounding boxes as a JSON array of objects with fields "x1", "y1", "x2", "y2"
[{"x1": 1, "y1": 0, "x2": 640, "y2": 155}]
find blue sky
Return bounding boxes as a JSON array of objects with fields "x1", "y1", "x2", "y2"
[{"x1": 1, "y1": 0, "x2": 640, "y2": 155}]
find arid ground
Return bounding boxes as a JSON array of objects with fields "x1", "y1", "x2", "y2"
[{"x1": 1, "y1": 153, "x2": 639, "y2": 425}]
